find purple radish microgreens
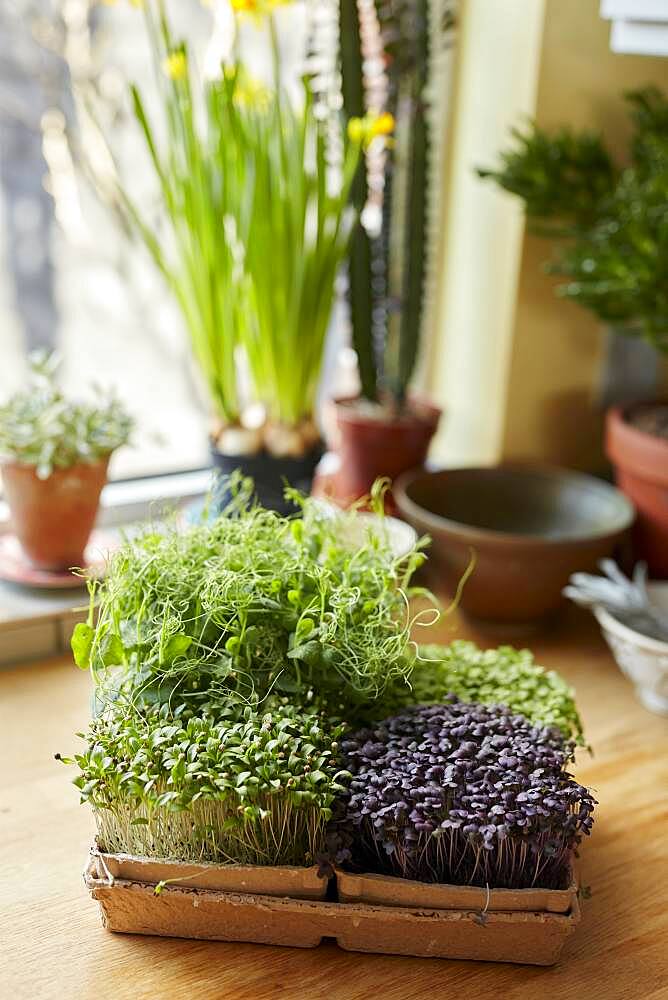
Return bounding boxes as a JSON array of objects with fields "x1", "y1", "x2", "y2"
[{"x1": 329, "y1": 699, "x2": 595, "y2": 890}]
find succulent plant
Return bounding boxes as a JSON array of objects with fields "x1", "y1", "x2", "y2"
[
  {"x1": 330, "y1": 700, "x2": 595, "y2": 889},
  {"x1": 0, "y1": 351, "x2": 132, "y2": 479}
]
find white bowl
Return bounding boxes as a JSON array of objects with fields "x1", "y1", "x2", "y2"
[
  {"x1": 312, "y1": 500, "x2": 418, "y2": 560},
  {"x1": 595, "y1": 583, "x2": 668, "y2": 715}
]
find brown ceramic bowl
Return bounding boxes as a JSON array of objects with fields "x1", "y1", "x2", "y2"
[{"x1": 395, "y1": 464, "x2": 635, "y2": 629}]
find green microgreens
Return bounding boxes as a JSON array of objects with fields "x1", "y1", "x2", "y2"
[
  {"x1": 376, "y1": 641, "x2": 585, "y2": 744},
  {"x1": 72, "y1": 477, "x2": 433, "y2": 719},
  {"x1": 61, "y1": 699, "x2": 349, "y2": 866},
  {"x1": 0, "y1": 351, "x2": 132, "y2": 479}
]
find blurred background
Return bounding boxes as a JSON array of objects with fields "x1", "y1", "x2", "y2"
[{"x1": 1, "y1": 0, "x2": 667, "y2": 481}]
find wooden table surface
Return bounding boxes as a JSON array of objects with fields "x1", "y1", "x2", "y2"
[{"x1": 2, "y1": 608, "x2": 667, "y2": 1000}]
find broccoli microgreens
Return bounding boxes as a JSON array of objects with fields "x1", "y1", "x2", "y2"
[
  {"x1": 63, "y1": 699, "x2": 350, "y2": 866},
  {"x1": 377, "y1": 641, "x2": 585, "y2": 744},
  {"x1": 329, "y1": 700, "x2": 595, "y2": 890},
  {"x1": 72, "y1": 477, "x2": 433, "y2": 719}
]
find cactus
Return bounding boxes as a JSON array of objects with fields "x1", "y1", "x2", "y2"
[
  {"x1": 340, "y1": 0, "x2": 378, "y2": 401},
  {"x1": 339, "y1": 0, "x2": 457, "y2": 407}
]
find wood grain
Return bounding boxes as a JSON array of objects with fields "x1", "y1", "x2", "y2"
[{"x1": 1, "y1": 608, "x2": 667, "y2": 1000}]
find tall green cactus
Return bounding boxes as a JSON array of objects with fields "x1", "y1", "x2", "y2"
[
  {"x1": 397, "y1": 0, "x2": 429, "y2": 400},
  {"x1": 340, "y1": 0, "x2": 377, "y2": 401},
  {"x1": 339, "y1": 0, "x2": 456, "y2": 407},
  {"x1": 374, "y1": 0, "x2": 430, "y2": 404}
]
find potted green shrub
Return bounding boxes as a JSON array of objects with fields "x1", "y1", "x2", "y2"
[
  {"x1": 0, "y1": 352, "x2": 132, "y2": 571},
  {"x1": 329, "y1": 0, "x2": 452, "y2": 503},
  {"x1": 479, "y1": 87, "x2": 668, "y2": 576},
  {"x1": 108, "y1": 0, "x2": 368, "y2": 512}
]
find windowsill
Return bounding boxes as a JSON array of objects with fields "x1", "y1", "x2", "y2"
[
  {"x1": 0, "y1": 466, "x2": 211, "y2": 532},
  {"x1": 0, "y1": 467, "x2": 211, "y2": 667}
]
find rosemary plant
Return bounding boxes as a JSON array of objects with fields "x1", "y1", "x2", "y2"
[
  {"x1": 478, "y1": 87, "x2": 668, "y2": 349},
  {"x1": 330, "y1": 700, "x2": 595, "y2": 889},
  {"x1": 63, "y1": 700, "x2": 349, "y2": 865},
  {"x1": 72, "y1": 478, "x2": 432, "y2": 718},
  {"x1": 0, "y1": 351, "x2": 132, "y2": 479}
]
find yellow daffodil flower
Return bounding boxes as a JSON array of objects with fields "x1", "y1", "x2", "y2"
[
  {"x1": 347, "y1": 111, "x2": 395, "y2": 148},
  {"x1": 230, "y1": 0, "x2": 294, "y2": 20},
  {"x1": 163, "y1": 51, "x2": 188, "y2": 81},
  {"x1": 224, "y1": 67, "x2": 272, "y2": 111},
  {"x1": 370, "y1": 112, "x2": 395, "y2": 138}
]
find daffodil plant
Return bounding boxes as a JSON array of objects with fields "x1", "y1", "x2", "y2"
[{"x1": 110, "y1": 0, "x2": 372, "y2": 457}]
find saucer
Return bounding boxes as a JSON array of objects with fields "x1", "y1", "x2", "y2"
[{"x1": 0, "y1": 530, "x2": 117, "y2": 589}]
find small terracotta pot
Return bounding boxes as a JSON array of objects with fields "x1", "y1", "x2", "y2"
[
  {"x1": 1, "y1": 458, "x2": 109, "y2": 570},
  {"x1": 606, "y1": 404, "x2": 668, "y2": 578},
  {"x1": 331, "y1": 397, "x2": 441, "y2": 502}
]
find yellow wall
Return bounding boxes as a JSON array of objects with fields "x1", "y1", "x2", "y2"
[{"x1": 500, "y1": 0, "x2": 668, "y2": 471}]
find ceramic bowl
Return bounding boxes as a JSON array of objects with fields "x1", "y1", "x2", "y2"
[
  {"x1": 395, "y1": 464, "x2": 635, "y2": 629},
  {"x1": 314, "y1": 500, "x2": 418, "y2": 560},
  {"x1": 595, "y1": 583, "x2": 668, "y2": 715}
]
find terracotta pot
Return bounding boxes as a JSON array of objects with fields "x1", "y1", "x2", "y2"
[
  {"x1": 395, "y1": 465, "x2": 634, "y2": 629},
  {"x1": 606, "y1": 404, "x2": 668, "y2": 578},
  {"x1": 1, "y1": 458, "x2": 109, "y2": 570},
  {"x1": 331, "y1": 397, "x2": 441, "y2": 502}
]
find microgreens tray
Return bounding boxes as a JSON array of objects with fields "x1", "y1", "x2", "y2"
[
  {"x1": 335, "y1": 867, "x2": 578, "y2": 913},
  {"x1": 92, "y1": 846, "x2": 327, "y2": 900},
  {"x1": 85, "y1": 854, "x2": 581, "y2": 966}
]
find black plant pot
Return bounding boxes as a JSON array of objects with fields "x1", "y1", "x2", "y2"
[{"x1": 210, "y1": 443, "x2": 324, "y2": 515}]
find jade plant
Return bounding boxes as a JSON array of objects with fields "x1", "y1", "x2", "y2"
[
  {"x1": 71, "y1": 479, "x2": 431, "y2": 718},
  {"x1": 329, "y1": 700, "x2": 595, "y2": 889},
  {"x1": 62, "y1": 700, "x2": 349, "y2": 866},
  {"x1": 339, "y1": 0, "x2": 453, "y2": 405},
  {"x1": 0, "y1": 351, "x2": 132, "y2": 479},
  {"x1": 377, "y1": 641, "x2": 585, "y2": 744},
  {"x1": 478, "y1": 87, "x2": 668, "y2": 349}
]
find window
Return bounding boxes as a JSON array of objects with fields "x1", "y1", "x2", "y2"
[{"x1": 0, "y1": 0, "x2": 348, "y2": 481}]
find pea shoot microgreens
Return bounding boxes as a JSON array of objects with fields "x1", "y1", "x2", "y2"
[{"x1": 72, "y1": 477, "x2": 433, "y2": 719}]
